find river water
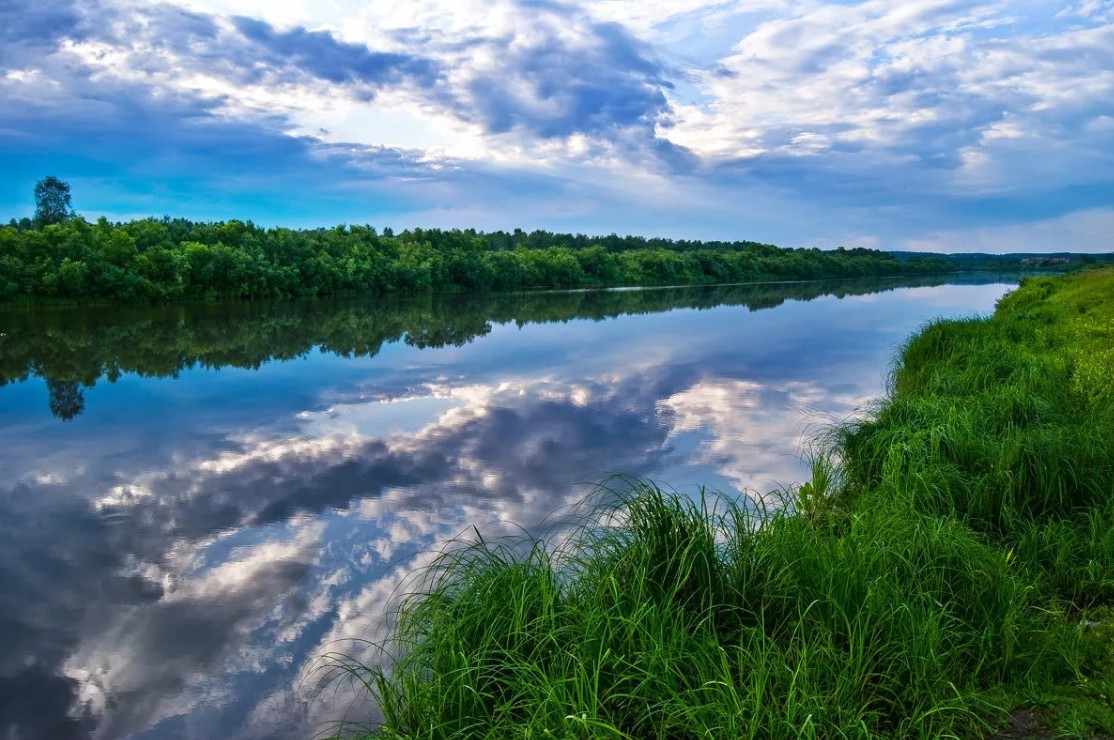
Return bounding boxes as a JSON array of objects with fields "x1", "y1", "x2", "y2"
[{"x1": 0, "y1": 277, "x2": 1017, "y2": 739}]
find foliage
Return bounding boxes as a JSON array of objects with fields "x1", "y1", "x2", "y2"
[
  {"x1": 351, "y1": 269, "x2": 1114, "y2": 738},
  {"x1": 32, "y1": 176, "x2": 75, "y2": 227},
  {"x1": 0, "y1": 216, "x2": 949, "y2": 303},
  {"x1": 890, "y1": 250, "x2": 1114, "y2": 272}
]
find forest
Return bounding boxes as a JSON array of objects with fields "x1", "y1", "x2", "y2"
[{"x1": 0, "y1": 216, "x2": 950, "y2": 302}]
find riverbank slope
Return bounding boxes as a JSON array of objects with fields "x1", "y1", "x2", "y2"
[{"x1": 358, "y1": 269, "x2": 1114, "y2": 738}]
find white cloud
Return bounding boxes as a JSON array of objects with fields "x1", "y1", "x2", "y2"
[
  {"x1": 73, "y1": 0, "x2": 675, "y2": 170},
  {"x1": 658, "y1": 377, "x2": 863, "y2": 497},
  {"x1": 585, "y1": 0, "x2": 757, "y2": 38},
  {"x1": 63, "y1": 523, "x2": 325, "y2": 738},
  {"x1": 661, "y1": 0, "x2": 1114, "y2": 200},
  {"x1": 902, "y1": 207, "x2": 1114, "y2": 254}
]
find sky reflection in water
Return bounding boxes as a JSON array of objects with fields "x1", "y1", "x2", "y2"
[{"x1": 0, "y1": 278, "x2": 1016, "y2": 739}]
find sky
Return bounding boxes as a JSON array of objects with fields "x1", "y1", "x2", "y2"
[{"x1": 1, "y1": 0, "x2": 1112, "y2": 253}]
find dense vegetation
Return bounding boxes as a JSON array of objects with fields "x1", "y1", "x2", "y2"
[
  {"x1": 891, "y1": 250, "x2": 1114, "y2": 272},
  {"x1": 0, "y1": 216, "x2": 949, "y2": 302},
  {"x1": 356, "y1": 270, "x2": 1114, "y2": 737},
  {"x1": 1, "y1": 275, "x2": 964, "y2": 420}
]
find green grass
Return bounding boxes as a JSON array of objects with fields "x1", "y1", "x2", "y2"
[{"x1": 340, "y1": 270, "x2": 1114, "y2": 738}]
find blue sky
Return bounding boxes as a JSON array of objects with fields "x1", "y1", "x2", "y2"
[{"x1": 1, "y1": 0, "x2": 1112, "y2": 252}]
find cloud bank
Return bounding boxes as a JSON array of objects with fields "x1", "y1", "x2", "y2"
[{"x1": 1, "y1": 0, "x2": 1111, "y2": 250}]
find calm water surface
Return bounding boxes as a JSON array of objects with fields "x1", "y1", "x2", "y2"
[{"x1": 0, "y1": 277, "x2": 1017, "y2": 739}]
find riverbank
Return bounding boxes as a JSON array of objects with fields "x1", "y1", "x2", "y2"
[{"x1": 360, "y1": 269, "x2": 1114, "y2": 737}]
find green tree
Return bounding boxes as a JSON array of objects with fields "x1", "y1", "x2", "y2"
[{"x1": 33, "y1": 176, "x2": 75, "y2": 227}]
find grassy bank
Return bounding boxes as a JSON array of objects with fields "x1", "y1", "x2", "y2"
[{"x1": 356, "y1": 270, "x2": 1114, "y2": 738}]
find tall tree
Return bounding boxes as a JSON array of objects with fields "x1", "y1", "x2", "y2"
[{"x1": 33, "y1": 176, "x2": 75, "y2": 227}]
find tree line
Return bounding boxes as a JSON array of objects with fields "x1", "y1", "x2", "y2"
[{"x1": 1, "y1": 178, "x2": 949, "y2": 302}]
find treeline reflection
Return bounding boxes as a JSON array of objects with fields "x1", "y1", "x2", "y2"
[{"x1": 1, "y1": 276, "x2": 999, "y2": 419}]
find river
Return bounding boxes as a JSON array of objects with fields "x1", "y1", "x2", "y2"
[{"x1": 0, "y1": 276, "x2": 1018, "y2": 738}]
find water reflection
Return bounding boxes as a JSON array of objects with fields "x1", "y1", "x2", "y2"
[
  {"x1": 46, "y1": 379, "x2": 85, "y2": 421},
  {"x1": 0, "y1": 277, "x2": 1017, "y2": 738},
  {"x1": 0, "y1": 275, "x2": 1000, "y2": 421}
]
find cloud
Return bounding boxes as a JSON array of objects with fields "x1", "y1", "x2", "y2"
[
  {"x1": 229, "y1": 16, "x2": 439, "y2": 88},
  {"x1": 662, "y1": 0, "x2": 1114, "y2": 205},
  {"x1": 447, "y1": 3, "x2": 671, "y2": 139},
  {"x1": 41, "y1": 0, "x2": 672, "y2": 153},
  {"x1": 585, "y1": 0, "x2": 762, "y2": 39},
  {"x1": 2, "y1": 0, "x2": 1113, "y2": 248},
  {"x1": 901, "y1": 207, "x2": 1114, "y2": 254},
  {"x1": 0, "y1": 0, "x2": 81, "y2": 56},
  {"x1": 0, "y1": 479, "x2": 134, "y2": 740},
  {"x1": 659, "y1": 377, "x2": 863, "y2": 497},
  {"x1": 2, "y1": 0, "x2": 698, "y2": 229},
  {"x1": 31, "y1": 374, "x2": 677, "y2": 738},
  {"x1": 91, "y1": 374, "x2": 674, "y2": 550},
  {"x1": 63, "y1": 527, "x2": 323, "y2": 739}
]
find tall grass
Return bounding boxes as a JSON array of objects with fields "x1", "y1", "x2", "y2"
[
  {"x1": 368, "y1": 484, "x2": 1063, "y2": 738},
  {"x1": 350, "y1": 270, "x2": 1114, "y2": 738}
]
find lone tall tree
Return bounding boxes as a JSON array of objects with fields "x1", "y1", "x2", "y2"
[{"x1": 33, "y1": 176, "x2": 75, "y2": 226}]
